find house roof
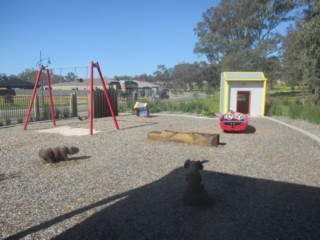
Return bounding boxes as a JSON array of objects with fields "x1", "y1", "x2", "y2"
[
  {"x1": 51, "y1": 78, "x2": 117, "y2": 87},
  {"x1": 222, "y1": 72, "x2": 267, "y2": 81},
  {"x1": 133, "y1": 80, "x2": 159, "y2": 89},
  {"x1": 51, "y1": 78, "x2": 160, "y2": 89},
  {"x1": 0, "y1": 76, "x2": 37, "y2": 89}
]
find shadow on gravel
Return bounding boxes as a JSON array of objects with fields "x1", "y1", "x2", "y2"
[
  {"x1": 224, "y1": 124, "x2": 256, "y2": 134},
  {"x1": 116, "y1": 119, "x2": 159, "y2": 131},
  {"x1": 244, "y1": 124, "x2": 256, "y2": 133},
  {"x1": 69, "y1": 155, "x2": 91, "y2": 161},
  {"x1": 0, "y1": 171, "x2": 21, "y2": 182},
  {"x1": 6, "y1": 168, "x2": 320, "y2": 240}
]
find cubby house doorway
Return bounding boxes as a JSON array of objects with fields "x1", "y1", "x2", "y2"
[{"x1": 236, "y1": 91, "x2": 250, "y2": 114}]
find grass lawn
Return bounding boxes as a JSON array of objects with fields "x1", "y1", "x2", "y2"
[
  {"x1": 188, "y1": 94, "x2": 220, "y2": 113},
  {"x1": 146, "y1": 92, "x2": 220, "y2": 117}
]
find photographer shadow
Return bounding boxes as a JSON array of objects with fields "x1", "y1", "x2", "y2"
[
  {"x1": 7, "y1": 167, "x2": 320, "y2": 240},
  {"x1": 54, "y1": 168, "x2": 320, "y2": 239}
]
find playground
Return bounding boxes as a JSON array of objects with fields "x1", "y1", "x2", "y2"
[{"x1": 1, "y1": 113, "x2": 320, "y2": 239}]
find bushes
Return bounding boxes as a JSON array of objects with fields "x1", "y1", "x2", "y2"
[
  {"x1": 118, "y1": 93, "x2": 219, "y2": 117},
  {"x1": 266, "y1": 96, "x2": 320, "y2": 124},
  {"x1": 119, "y1": 99, "x2": 216, "y2": 117},
  {"x1": 147, "y1": 100, "x2": 215, "y2": 117},
  {"x1": 42, "y1": 104, "x2": 70, "y2": 120},
  {"x1": 287, "y1": 104, "x2": 320, "y2": 124}
]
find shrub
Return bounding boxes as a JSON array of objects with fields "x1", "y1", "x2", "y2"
[
  {"x1": 5, "y1": 118, "x2": 11, "y2": 126},
  {"x1": 118, "y1": 96, "x2": 217, "y2": 118},
  {"x1": 54, "y1": 109, "x2": 62, "y2": 119},
  {"x1": 201, "y1": 110, "x2": 216, "y2": 117},
  {"x1": 266, "y1": 96, "x2": 320, "y2": 124},
  {"x1": 62, "y1": 109, "x2": 70, "y2": 118},
  {"x1": 148, "y1": 99, "x2": 215, "y2": 117},
  {"x1": 42, "y1": 104, "x2": 51, "y2": 120}
]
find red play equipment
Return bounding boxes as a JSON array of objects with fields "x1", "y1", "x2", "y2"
[
  {"x1": 89, "y1": 61, "x2": 119, "y2": 134},
  {"x1": 23, "y1": 64, "x2": 56, "y2": 130},
  {"x1": 23, "y1": 61, "x2": 119, "y2": 135},
  {"x1": 219, "y1": 111, "x2": 249, "y2": 132}
]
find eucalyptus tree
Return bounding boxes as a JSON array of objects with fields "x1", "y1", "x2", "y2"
[
  {"x1": 153, "y1": 65, "x2": 173, "y2": 88},
  {"x1": 194, "y1": 0, "x2": 297, "y2": 73},
  {"x1": 297, "y1": 14, "x2": 320, "y2": 100},
  {"x1": 197, "y1": 62, "x2": 220, "y2": 92},
  {"x1": 18, "y1": 68, "x2": 39, "y2": 83},
  {"x1": 171, "y1": 63, "x2": 199, "y2": 90},
  {"x1": 282, "y1": 0, "x2": 320, "y2": 101}
]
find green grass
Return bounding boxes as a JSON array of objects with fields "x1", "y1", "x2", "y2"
[
  {"x1": 188, "y1": 95, "x2": 220, "y2": 112},
  {"x1": 267, "y1": 84, "x2": 309, "y2": 95},
  {"x1": 265, "y1": 83, "x2": 320, "y2": 124},
  {"x1": 144, "y1": 94, "x2": 219, "y2": 117},
  {"x1": 0, "y1": 95, "x2": 72, "y2": 110},
  {"x1": 266, "y1": 96, "x2": 320, "y2": 124},
  {"x1": 118, "y1": 92, "x2": 220, "y2": 117},
  {"x1": 0, "y1": 98, "x2": 30, "y2": 110}
]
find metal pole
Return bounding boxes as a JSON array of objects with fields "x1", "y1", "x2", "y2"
[
  {"x1": 89, "y1": 61, "x2": 94, "y2": 135},
  {"x1": 96, "y1": 62, "x2": 119, "y2": 130},
  {"x1": 24, "y1": 65, "x2": 43, "y2": 130},
  {"x1": 40, "y1": 51, "x2": 45, "y2": 119},
  {"x1": 45, "y1": 69, "x2": 56, "y2": 126}
]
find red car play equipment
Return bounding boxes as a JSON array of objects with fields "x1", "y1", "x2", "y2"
[{"x1": 219, "y1": 111, "x2": 249, "y2": 132}]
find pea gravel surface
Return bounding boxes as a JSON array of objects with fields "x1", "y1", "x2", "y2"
[{"x1": 1, "y1": 114, "x2": 320, "y2": 240}]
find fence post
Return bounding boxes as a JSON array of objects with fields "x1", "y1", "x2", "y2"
[
  {"x1": 88, "y1": 91, "x2": 95, "y2": 118},
  {"x1": 34, "y1": 95, "x2": 40, "y2": 121},
  {"x1": 70, "y1": 93, "x2": 77, "y2": 117},
  {"x1": 89, "y1": 88, "x2": 118, "y2": 118}
]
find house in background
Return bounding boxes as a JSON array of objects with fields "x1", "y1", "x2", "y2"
[
  {"x1": 0, "y1": 75, "x2": 36, "y2": 102},
  {"x1": 119, "y1": 80, "x2": 138, "y2": 93},
  {"x1": 50, "y1": 78, "x2": 160, "y2": 98},
  {"x1": 133, "y1": 79, "x2": 159, "y2": 97},
  {"x1": 0, "y1": 75, "x2": 36, "y2": 90},
  {"x1": 50, "y1": 78, "x2": 120, "y2": 91}
]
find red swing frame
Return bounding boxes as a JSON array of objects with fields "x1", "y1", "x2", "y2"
[
  {"x1": 89, "y1": 61, "x2": 119, "y2": 135},
  {"x1": 23, "y1": 61, "x2": 119, "y2": 135},
  {"x1": 23, "y1": 65, "x2": 56, "y2": 130}
]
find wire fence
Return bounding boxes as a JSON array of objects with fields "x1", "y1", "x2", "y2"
[
  {"x1": 0, "y1": 88, "x2": 148, "y2": 127},
  {"x1": 0, "y1": 94, "x2": 75, "y2": 126},
  {"x1": 0, "y1": 96, "x2": 31, "y2": 126}
]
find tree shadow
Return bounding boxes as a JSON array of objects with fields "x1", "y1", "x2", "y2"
[
  {"x1": 64, "y1": 119, "x2": 159, "y2": 133},
  {"x1": 6, "y1": 168, "x2": 320, "y2": 240},
  {"x1": 0, "y1": 171, "x2": 21, "y2": 182},
  {"x1": 120, "y1": 122, "x2": 159, "y2": 131}
]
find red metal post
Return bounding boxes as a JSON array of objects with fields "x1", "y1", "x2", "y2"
[
  {"x1": 45, "y1": 69, "x2": 56, "y2": 126},
  {"x1": 89, "y1": 61, "x2": 94, "y2": 135},
  {"x1": 95, "y1": 62, "x2": 119, "y2": 130},
  {"x1": 23, "y1": 65, "x2": 43, "y2": 130}
]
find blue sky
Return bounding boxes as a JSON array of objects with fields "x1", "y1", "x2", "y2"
[{"x1": 0, "y1": 0, "x2": 220, "y2": 78}]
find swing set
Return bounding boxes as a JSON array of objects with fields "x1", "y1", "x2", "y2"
[{"x1": 23, "y1": 61, "x2": 119, "y2": 135}]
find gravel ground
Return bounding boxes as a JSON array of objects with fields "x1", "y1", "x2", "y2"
[
  {"x1": 1, "y1": 114, "x2": 320, "y2": 240},
  {"x1": 270, "y1": 116, "x2": 320, "y2": 138}
]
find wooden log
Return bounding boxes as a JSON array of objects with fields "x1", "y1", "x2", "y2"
[{"x1": 148, "y1": 130, "x2": 219, "y2": 146}]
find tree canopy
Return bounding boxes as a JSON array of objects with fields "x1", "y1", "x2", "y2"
[{"x1": 194, "y1": 0, "x2": 297, "y2": 72}]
